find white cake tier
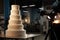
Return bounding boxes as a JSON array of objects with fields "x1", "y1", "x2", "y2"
[
  {"x1": 8, "y1": 27, "x2": 23, "y2": 30},
  {"x1": 8, "y1": 24, "x2": 24, "y2": 29},
  {"x1": 10, "y1": 10, "x2": 20, "y2": 15},
  {"x1": 8, "y1": 24, "x2": 23, "y2": 27},
  {"x1": 10, "y1": 15, "x2": 21, "y2": 19},
  {"x1": 11, "y1": 5, "x2": 20, "y2": 10},
  {"x1": 9, "y1": 20, "x2": 21, "y2": 24},
  {"x1": 8, "y1": 19, "x2": 22, "y2": 23},
  {"x1": 6, "y1": 29, "x2": 27, "y2": 38}
]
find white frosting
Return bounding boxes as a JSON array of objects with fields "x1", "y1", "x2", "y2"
[
  {"x1": 6, "y1": 30, "x2": 27, "y2": 38},
  {"x1": 9, "y1": 20, "x2": 21, "y2": 24},
  {"x1": 8, "y1": 24, "x2": 24, "y2": 29},
  {"x1": 10, "y1": 10, "x2": 19, "y2": 15},
  {"x1": 6, "y1": 5, "x2": 27, "y2": 37},
  {"x1": 10, "y1": 15, "x2": 20, "y2": 19},
  {"x1": 11, "y1": 5, "x2": 20, "y2": 10}
]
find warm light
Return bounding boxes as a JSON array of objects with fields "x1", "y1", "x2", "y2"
[
  {"x1": 24, "y1": 18, "x2": 30, "y2": 24},
  {"x1": 53, "y1": 13, "x2": 60, "y2": 24},
  {"x1": 25, "y1": 19, "x2": 28, "y2": 23},
  {"x1": 54, "y1": 16, "x2": 57, "y2": 19},
  {"x1": 54, "y1": 13, "x2": 60, "y2": 20},
  {"x1": 53, "y1": 20, "x2": 60, "y2": 24}
]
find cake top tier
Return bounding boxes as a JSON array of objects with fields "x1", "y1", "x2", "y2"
[{"x1": 11, "y1": 5, "x2": 20, "y2": 10}]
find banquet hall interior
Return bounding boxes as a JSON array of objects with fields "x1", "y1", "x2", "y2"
[{"x1": 0, "y1": 0, "x2": 60, "y2": 40}]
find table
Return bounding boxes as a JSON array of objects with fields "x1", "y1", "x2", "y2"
[{"x1": 0, "y1": 34, "x2": 41, "y2": 40}]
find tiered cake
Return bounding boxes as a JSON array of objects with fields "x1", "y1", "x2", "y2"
[{"x1": 6, "y1": 5, "x2": 27, "y2": 38}]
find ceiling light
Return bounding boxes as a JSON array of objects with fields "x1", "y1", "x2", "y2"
[
  {"x1": 29, "y1": 5, "x2": 35, "y2": 7},
  {"x1": 23, "y1": 11, "x2": 29, "y2": 12},
  {"x1": 22, "y1": 6, "x2": 28, "y2": 8}
]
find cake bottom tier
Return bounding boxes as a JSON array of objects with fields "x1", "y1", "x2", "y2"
[{"x1": 6, "y1": 30, "x2": 27, "y2": 38}]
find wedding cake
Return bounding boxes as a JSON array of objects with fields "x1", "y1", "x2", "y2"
[{"x1": 6, "y1": 5, "x2": 27, "y2": 38}]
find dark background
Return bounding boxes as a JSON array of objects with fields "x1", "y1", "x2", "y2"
[{"x1": 0, "y1": 0, "x2": 60, "y2": 40}]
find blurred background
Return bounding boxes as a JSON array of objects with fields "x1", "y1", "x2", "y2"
[{"x1": 0, "y1": 0, "x2": 60, "y2": 40}]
